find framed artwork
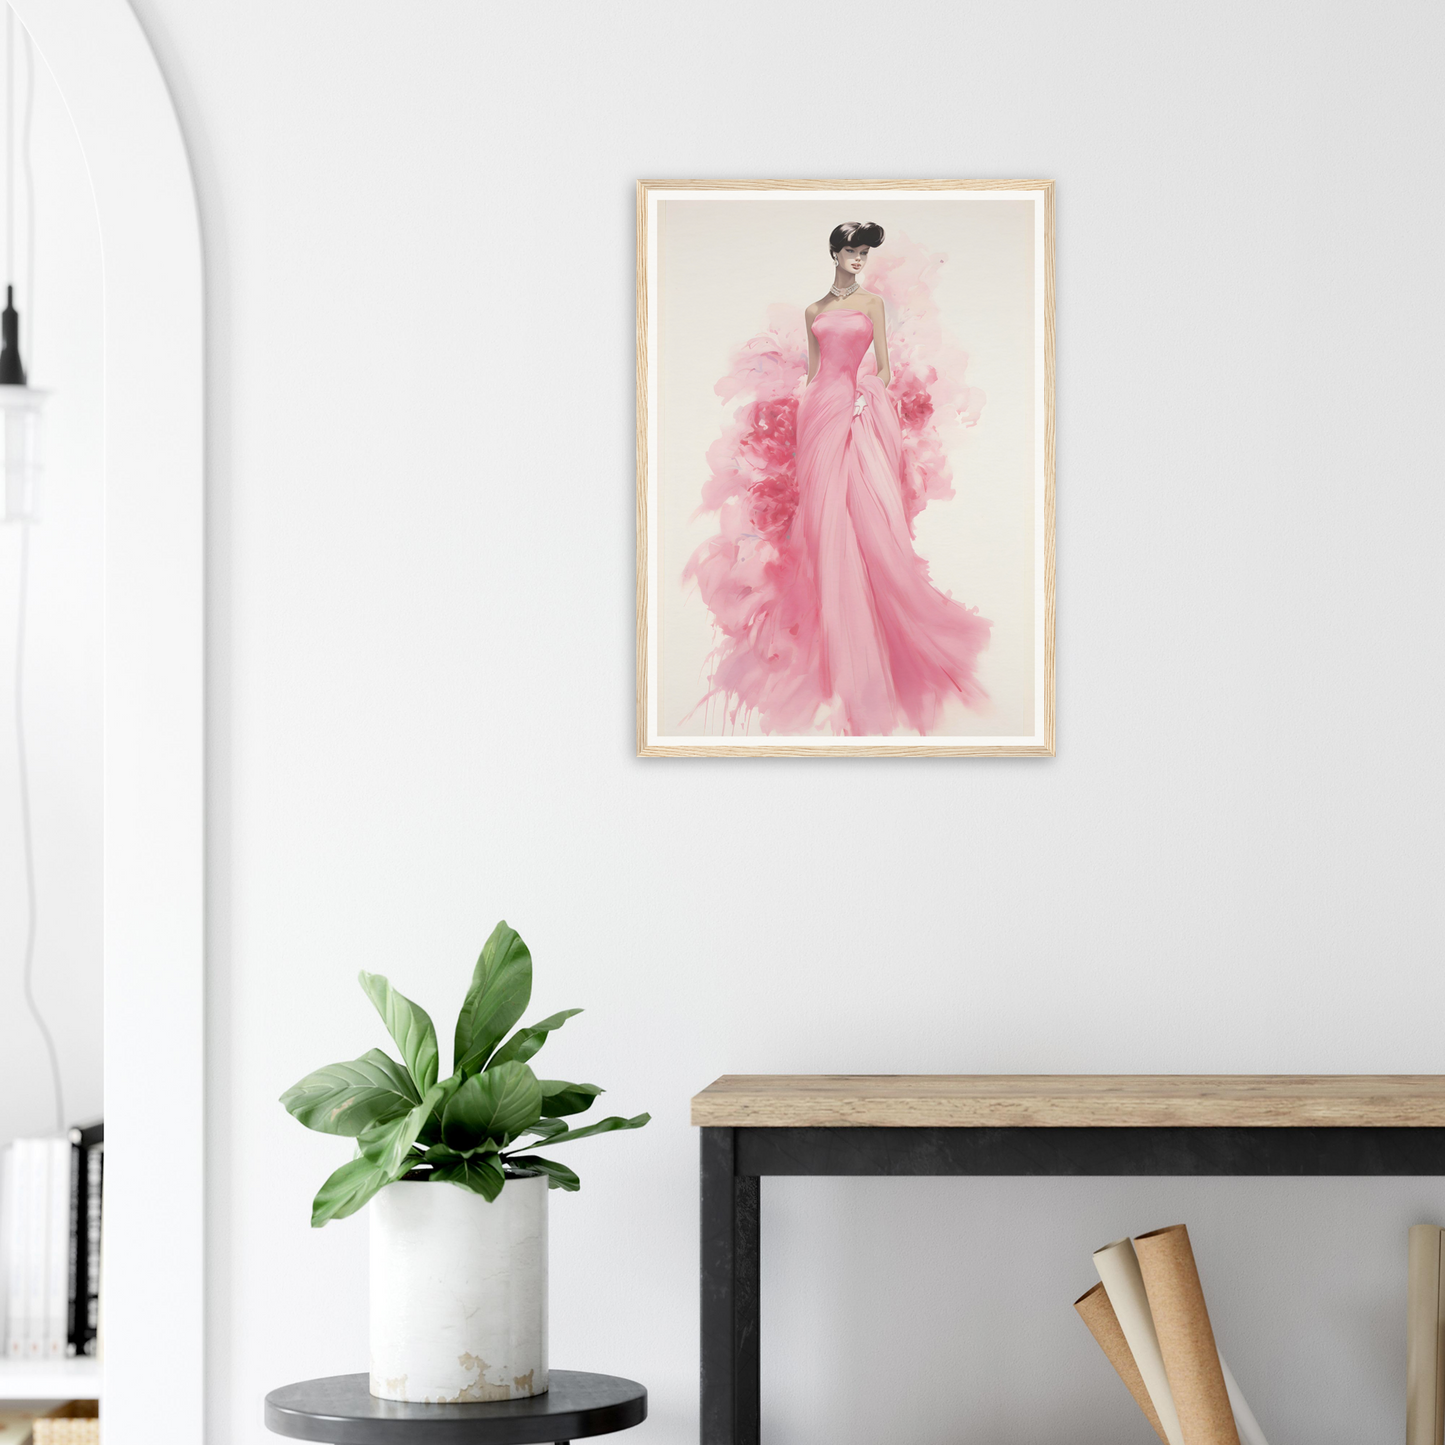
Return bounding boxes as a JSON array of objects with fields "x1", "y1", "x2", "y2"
[{"x1": 636, "y1": 179, "x2": 1054, "y2": 757}]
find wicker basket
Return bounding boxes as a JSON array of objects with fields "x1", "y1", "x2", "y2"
[
  {"x1": 31, "y1": 1420, "x2": 99, "y2": 1445},
  {"x1": 31, "y1": 1399, "x2": 99, "y2": 1445}
]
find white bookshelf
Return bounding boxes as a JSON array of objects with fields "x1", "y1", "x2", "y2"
[{"x1": 0, "y1": 1357, "x2": 101, "y2": 1400}]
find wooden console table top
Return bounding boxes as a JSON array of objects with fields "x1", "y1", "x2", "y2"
[{"x1": 690, "y1": 1075, "x2": 1445, "y2": 1128}]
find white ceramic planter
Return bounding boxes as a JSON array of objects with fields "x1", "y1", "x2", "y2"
[{"x1": 369, "y1": 1173, "x2": 548, "y2": 1403}]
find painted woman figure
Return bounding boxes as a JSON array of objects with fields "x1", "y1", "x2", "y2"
[
  {"x1": 688, "y1": 222, "x2": 991, "y2": 737},
  {"x1": 794, "y1": 222, "x2": 990, "y2": 735}
]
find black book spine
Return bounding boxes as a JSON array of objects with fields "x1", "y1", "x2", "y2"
[
  {"x1": 82, "y1": 1142, "x2": 102, "y2": 1356},
  {"x1": 66, "y1": 1140, "x2": 83, "y2": 1356},
  {"x1": 67, "y1": 1122, "x2": 103, "y2": 1357}
]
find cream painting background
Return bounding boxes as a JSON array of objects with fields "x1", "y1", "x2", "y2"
[{"x1": 654, "y1": 195, "x2": 1038, "y2": 739}]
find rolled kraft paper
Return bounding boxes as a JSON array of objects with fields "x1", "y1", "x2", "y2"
[
  {"x1": 1093, "y1": 1237, "x2": 1185, "y2": 1445},
  {"x1": 1074, "y1": 1281, "x2": 1170, "y2": 1445},
  {"x1": 1406, "y1": 1224, "x2": 1444, "y2": 1445},
  {"x1": 1134, "y1": 1224, "x2": 1240, "y2": 1445}
]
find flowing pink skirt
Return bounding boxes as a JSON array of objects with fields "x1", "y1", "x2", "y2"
[{"x1": 791, "y1": 370, "x2": 991, "y2": 736}]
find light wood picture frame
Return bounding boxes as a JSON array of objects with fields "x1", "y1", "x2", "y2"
[{"x1": 637, "y1": 179, "x2": 1054, "y2": 757}]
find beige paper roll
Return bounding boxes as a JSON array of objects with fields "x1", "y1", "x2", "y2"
[
  {"x1": 1219, "y1": 1358, "x2": 1270, "y2": 1445},
  {"x1": 1094, "y1": 1237, "x2": 1185, "y2": 1445},
  {"x1": 1075, "y1": 1281, "x2": 1170, "y2": 1444},
  {"x1": 1406, "y1": 1223, "x2": 1445, "y2": 1445},
  {"x1": 1134, "y1": 1224, "x2": 1239, "y2": 1445}
]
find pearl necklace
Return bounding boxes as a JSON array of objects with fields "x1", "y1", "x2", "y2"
[{"x1": 829, "y1": 281, "x2": 860, "y2": 300}]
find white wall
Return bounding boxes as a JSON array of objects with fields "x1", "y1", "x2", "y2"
[
  {"x1": 123, "y1": 1, "x2": 1445, "y2": 1440},
  {"x1": 0, "y1": 26, "x2": 104, "y2": 1148}
]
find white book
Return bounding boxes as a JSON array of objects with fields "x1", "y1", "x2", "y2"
[
  {"x1": 10, "y1": 1142, "x2": 34, "y2": 1359},
  {"x1": 0, "y1": 1144, "x2": 17, "y2": 1357},
  {"x1": 7, "y1": 1142, "x2": 28, "y2": 1359},
  {"x1": 22, "y1": 1140, "x2": 47, "y2": 1360},
  {"x1": 45, "y1": 1140, "x2": 70, "y2": 1359},
  {"x1": 3, "y1": 1143, "x2": 25, "y2": 1358}
]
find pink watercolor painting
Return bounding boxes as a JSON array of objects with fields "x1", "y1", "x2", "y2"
[
  {"x1": 639, "y1": 184, "x2": 1054, "y2": 757},
  {"x1": 686, "y1": 228, "x2": 992, "y2": 737}
]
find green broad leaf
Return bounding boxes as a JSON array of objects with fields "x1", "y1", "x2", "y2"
[
  {"x1": 417, "y1": 1073, "x2": 465, "y2": 1148},
  {"x1": 441, "y1": 1061, "x2": 544, "y2": 1152},
  {"x1": 518, "y1": 1117, "x2": 570, "y2": 1144},
  {"x1": 280, "y1": 1048, "x2": 421, "y2": 1136},
  {"x1": 503, "y1": 1155, "x2": 581, "y2": 1192},
  {"x1": 489, "y1": 1008, "x2": 583, "y2": 1069},
  {"x1": 431, "y1": 1153, "x2": 506, "y2": 1202},
  {"x1": 452, "y1": 922, "x2": 533, "y2": 1076},
  {"x1": 534, "y1": 1112, "x2": 651, "y2": 1148},
  {"x1": 310, "y1": 1155, "x2": 392, "y2": 1227},
  {"x1": 538, "y1": 1080, "x2": 604, "y2": 1117},
  {"x1": 359, "y1": 1082, "x2": 448, "y2": 1177},
  {"x1": 423, "y1": 1138, "x2": 500, "y2": 1164},
  {"x1": 359, "y1": 971, "x2": 440, "y2": 1092}
]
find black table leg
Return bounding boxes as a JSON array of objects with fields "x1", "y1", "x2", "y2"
[{"x1": 701, "y1": 1127, "x2": 759, "y2": 1445}]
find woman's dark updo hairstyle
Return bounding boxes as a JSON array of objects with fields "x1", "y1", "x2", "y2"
[{"x1": 829, "y1": 221, "x2": 884, "y2": 258}]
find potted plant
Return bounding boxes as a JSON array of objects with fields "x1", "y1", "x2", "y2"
[{"x1": 281, "y1": 921, "x2": 649, "y2": 1405}]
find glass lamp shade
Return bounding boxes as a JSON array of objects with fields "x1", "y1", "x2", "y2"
[{"x1": 0, "y1": 383, "x2": 46, "y2": 523}]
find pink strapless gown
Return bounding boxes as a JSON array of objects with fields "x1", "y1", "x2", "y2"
[{"x1": 794, "y1": 309, "x2": 991, "y2": 735}]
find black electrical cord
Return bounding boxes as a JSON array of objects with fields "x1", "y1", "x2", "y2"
[
  {"x1": 7, "y1": 6, "x2": 63, "y2": 1136},
  {"x1": 15, "y1": 519, "x2": 65, "y2": 1135}
]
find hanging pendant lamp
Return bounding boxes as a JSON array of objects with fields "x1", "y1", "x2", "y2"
[
  {"x1": 0, "y1": 282, "x2": 43, "y2": 522},
  {"x1": 0, "y1": 6, "x2": 44, "y2": 525}
]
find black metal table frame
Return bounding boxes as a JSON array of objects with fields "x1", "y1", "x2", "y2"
[{"x1": 699, "y1": 1123, "x2": 1445, "y2": 1445}]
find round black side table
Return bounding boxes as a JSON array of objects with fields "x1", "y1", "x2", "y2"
[{"x1": 264, "y1": 1372, "x2": 647, "y2": 1445}]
